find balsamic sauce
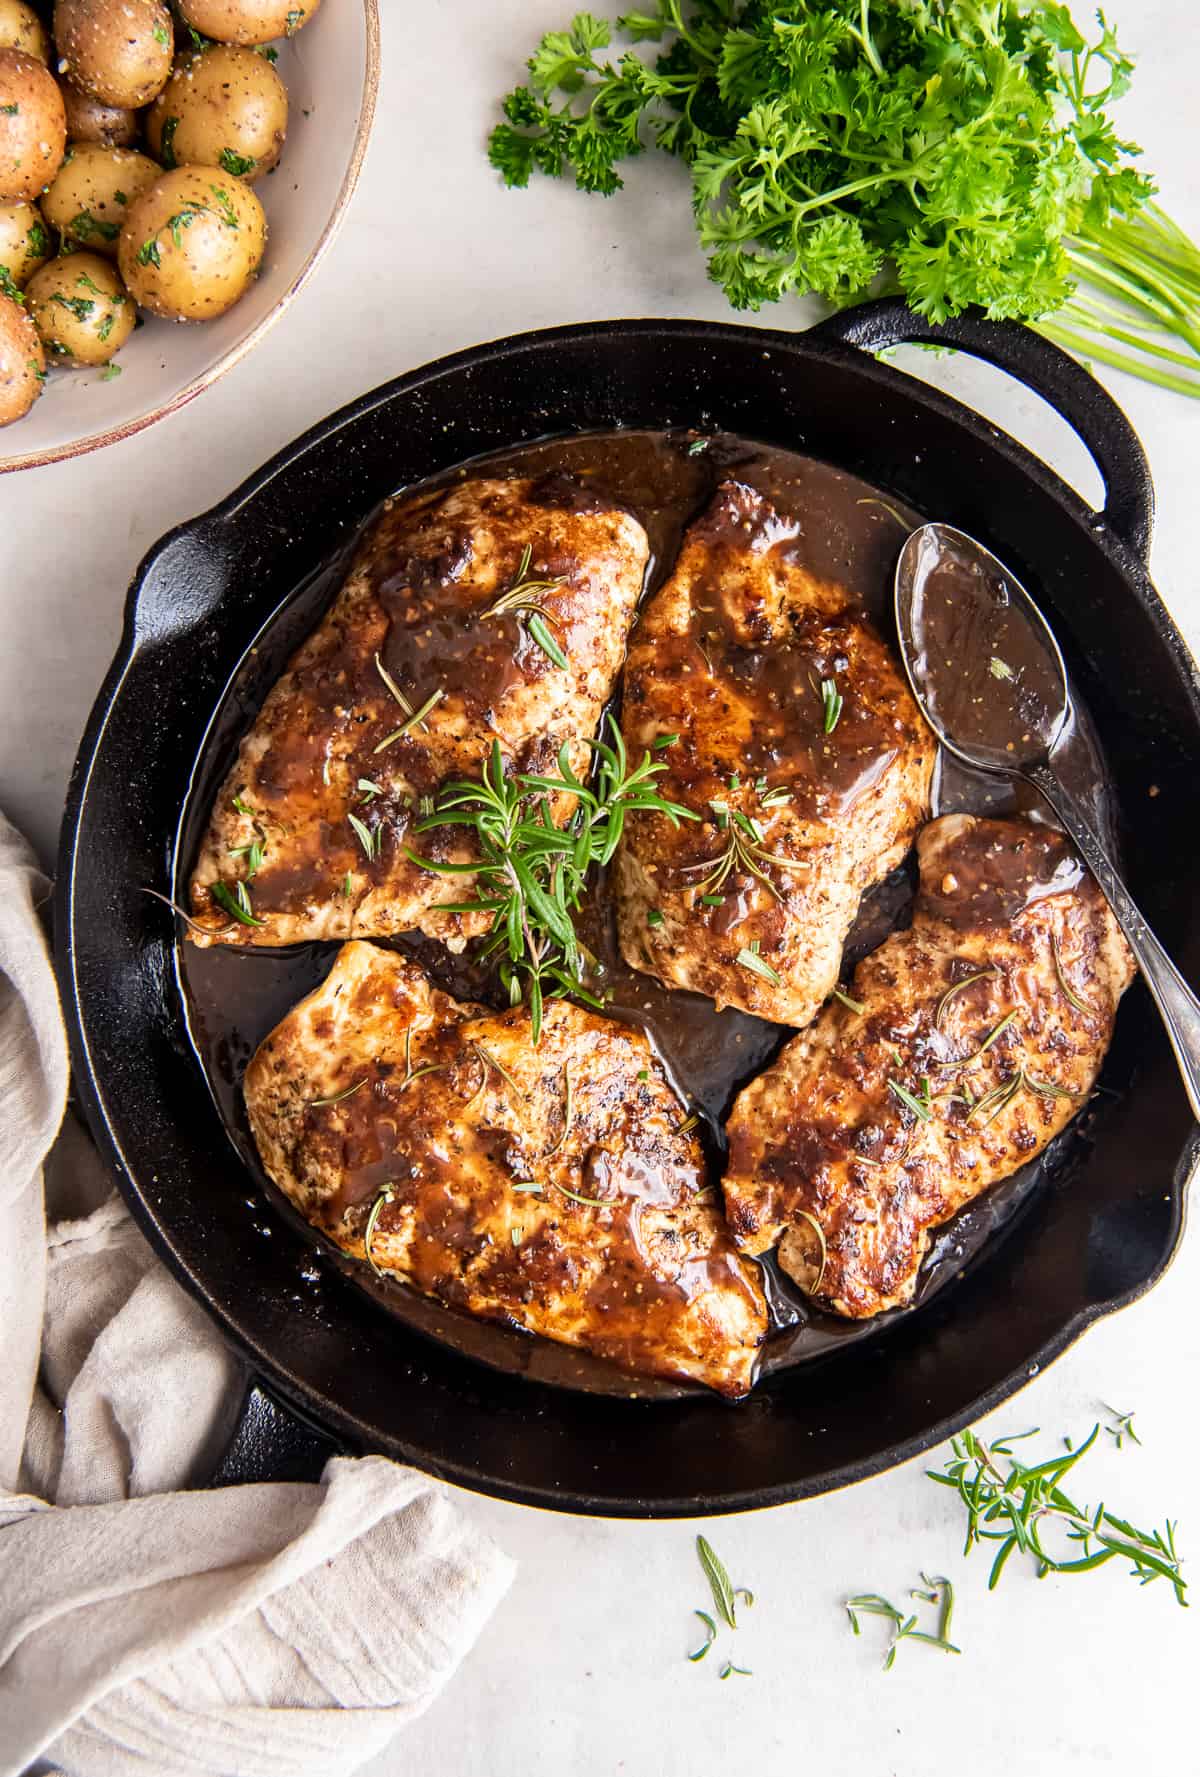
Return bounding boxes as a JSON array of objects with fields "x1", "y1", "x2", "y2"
[{"x1": 178, "y1": 429, "x2": 1118, "y2": 1399}]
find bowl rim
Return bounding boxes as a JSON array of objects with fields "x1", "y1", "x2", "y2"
[{"x1": 0, "y1": 0, "x2": 382, "y2": 476}]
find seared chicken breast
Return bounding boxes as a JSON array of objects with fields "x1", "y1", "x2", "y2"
[
  {"x1": 616, "y1": 480, "x2": 935, "y2": 1024},
  {"x1": 190, "y1": 475, "x2": 649, "y2": 948},
  {"x1": 245, "y1": 941, "x2": 768, "y2": 1396},
  {"x1": 723, "y1": 814, "x2": 1135, "y2": 1317}
]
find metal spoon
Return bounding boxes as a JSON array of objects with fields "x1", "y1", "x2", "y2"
[{"x1": 895, "y1": 521, "x2": 1200, "y2": 1122}]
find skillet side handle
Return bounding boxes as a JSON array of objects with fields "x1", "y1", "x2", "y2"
[
  {"x1": 810, "y1": 298, "x2": 1155, "y2": 562},
  {"x1": 206, "y1": 1378, "x2": 343, "y2": 1486}
]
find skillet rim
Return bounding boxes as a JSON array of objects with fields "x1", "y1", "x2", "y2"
[{"x1": 55, "y1": 313, "x2": 1200, "y2": 1515}]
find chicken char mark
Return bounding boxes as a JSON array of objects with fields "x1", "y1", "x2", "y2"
[
  {"x1": 188, "y1": 475, "x2": 649, "y2": 951},
  {"x1": 616, "y1": 479, "x2": 936, "y2": 1026},
  {"x1": 244, "y1": 941, "x2": 768, "y2": 1397},
  {"x1": 722, "y1": 814, "x2": 1135, "y2": 1318}
]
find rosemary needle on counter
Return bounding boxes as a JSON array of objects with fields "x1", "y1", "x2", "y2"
[{"x1": 846, "y1": 1575, "x2": 960, "y2": 1671}]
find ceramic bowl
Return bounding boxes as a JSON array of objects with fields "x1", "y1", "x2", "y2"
[{"x1": 0, "y1": 0, "x2": 380, "y2": 474}]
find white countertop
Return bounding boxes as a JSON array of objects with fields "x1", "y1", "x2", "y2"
[{"x1": 4, "y1": 3, "x2": 1198, "y2": 1771}]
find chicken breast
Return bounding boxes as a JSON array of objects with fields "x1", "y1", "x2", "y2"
[
  {"x1": 245, "y1": 941, "x2": 768, "y2": 1396},
  {"x1": 189, "y1": 475, "x2": 649, "y2": 948},
  {"x1": 722, "y1": 814, "x2": 1135, "y2": 1318},
  {"x1": 616, "y1": 479, "x2": 936, "y2": 1025}
]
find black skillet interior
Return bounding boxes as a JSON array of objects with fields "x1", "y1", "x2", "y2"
[{"x1": 57, "y1": 304, "x2": 1200, "y2": 1513}]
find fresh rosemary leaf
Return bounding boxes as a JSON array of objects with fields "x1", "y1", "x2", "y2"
[
  {"x1": 833, "y1": 987, "x2": 866, "y2": 1015},
  {"x1": 347, "y1": 811, "x2": 379, "y2": 861},
  {"x1": 363, "y1": 1186, "x2": 394, "y2": 1277},
  {"x1": 210, "y1": 880, "x2": 264, "y2": 927},
  {"x1": 1052, "y1": 933, "x2": 1092, "y2": 1014},
  {"x1": 308, "y1": 1077, "x2": 366, "y2": 1108},
  {"x1": 846, "y1": 1576, "x2": 959, "y2": 1670},
  {"x1": 696, "y1": 1535, "x2": 739, "y2": 1630},
  {"x1": 526, "y1": 611, "x2": 569, "y2": 670},
  {"x1": 736, "y1": 946, "x2": 781, "y2": 985},
  {"x1": 888, "y1": 1077, "x2": 932, "y2": 1122},
  {"x1": 819, "y1": 677, "x2": 843, "y2": 734},
  {"x1": 374, "y1": 689, "x2": 444, "y2": 752},
  {"x1": 935, "y1": 969, "x2": 999, "y2": 1028}
]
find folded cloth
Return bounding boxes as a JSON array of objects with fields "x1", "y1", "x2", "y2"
[{"x1": 0, "y1": 812, "x2": 515, "y2": 1777}]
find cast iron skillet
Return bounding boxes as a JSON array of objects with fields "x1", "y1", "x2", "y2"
[{"x1": 56, "y1": 301, "x2": 1200, "y2": 1514}]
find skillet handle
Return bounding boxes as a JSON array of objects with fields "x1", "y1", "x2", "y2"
[
  {"x1": 810, "y1": 298, "x2": 1155, "y2": 562},
  {"x1": 206, "y1": 1378, "x2": 342, "y2": 1486}
]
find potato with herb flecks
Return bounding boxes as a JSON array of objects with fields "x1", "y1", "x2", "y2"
[
  {"x1": 42, "y1": 144, "x2": 160, "y2": 257},
  {"x1": 54, "y1": 0, "x2": 173, "y2": 108},
  {"x1": 0, "y1": 285, "x2": 42, "y2": 422},
  {"x1": 0, "y1": 48, "x2": 66, "y2": 203},
  {"x1": 177, "y1": 0, "x2": 320, "y2": 48},
  {"x1": 118, "y1": 164, "x2": 265, "y2": 321},
  {"x1": 62, "y1": 85, "x2": 140, "y2": 148},
  {"x1": 146, "y1": 46, "x2": 287, "y2": 182},
  {"x1": 0, "y1": 1, "x2": 48, "y2": 62},
  {"x1": 0, "y1": 198, "x2": 50, "y2": 287},
  {"x1": 27, "y1": 249, "x2": 134, "y2": 365}
]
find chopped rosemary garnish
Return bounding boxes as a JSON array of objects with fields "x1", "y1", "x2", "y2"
[
  {"x1": 373, "y1": 651, "x2": 426, "y2": 727},
  {"x1": 308, "y1": 1077, "x2": 366, "y2": 1108},
  {"x1": 1052, "y1": 933, "x2": 1092, "y2": 1014},
  {"x1": 342, "y1": 871, "x2": 354, "y2": 897},
  {"x1": 833, "y1": 987, "x2": 865, "y2": 1015},
  {"x1": 977, "y1": 1009, "x2": 1019, "y2": 1055},
  {"x1": 363, "y1": 1187, "x2": 394, "y2": 1276},
  {"x1": 347, "y1": 810, "x2": 380, "y2": 861},
  {"x1": 652, "y1": 732, "x2": 679, "y2": 749},
  {"x1": 647, "y1": 908, "x2": 664, "y2": 927},
  {"x1": 819, "y1": 676, "x2": 843, "y2": 733},
  {"x1": 930, "y1": 1425, "x2": 1185, "y2": 1605},
  {"x1": 471, "y1": 1041, "x2": 521, "y2": 1098},
  {"x1": 759, "y1": 785, "x2": 792, "y2": 807},
  {"x1": 699, "y1": 893, "x2": 724, "y2": 906},
  {"x1": 846, "y1": 1575, "x2": 960, "y2": 1670},
  {"x1": 210, "y1": 880, "x2": 264, "y2": 927},
  {"x1": 935, "y1": 969, "x2": 999, "y2": 1028},
  {"x1": 966, "y1": 1069, "x2": 1025, "y2": 1126},
  {"x1": 231, "y1": 793, "x2": 254, "y2": 817},
  {"x1": 687, "y1": 1610, "x2": 717, "y2": 1661},
  {"x1": 1103, "y1": 1405, "x2": 1141, "y2": 1450},
  {"x1": 545, "y1": 1061, "x2": 574, "y2": 1157},
  {"x1": 554, "y1": 1180, "x2": 613, "y2": 1208},
  {"x1": 676, "y1": 1112, "x2": 700, "y2": 1135},
  {"x1": 736, "y1": 943, "x2": 781, "y2": 985},
  {"x1": 357, "y1": 777, "x2": 383, "y2": 800},
  {"x1": 407, "y1": 719, "x2": 694, "y2": 1042},
  {"x1": 483, "y1": 542, "x2": 570, "y2": 670},
  {"x1": 687, "y1": 438, "x2": 709, "y2": 455},
  {"x1": 374, "y1": 688, "x2": 445, "y2": 752},
  {"x1": 888, "y1": 1076, "x2": 932, "y2": 1121},
  {"x1": 989, "y1": 655, "x2": 1015, "y2": 681},
  {"x1": 228, "y1": 836, "x2": 265, "y2": 878}
]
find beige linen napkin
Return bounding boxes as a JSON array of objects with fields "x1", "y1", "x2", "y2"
[{"x1": 0, "y1": 813, "x2": 515, "y2": 1777}]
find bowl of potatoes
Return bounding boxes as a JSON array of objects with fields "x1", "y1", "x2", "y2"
[{"x1": 0, "y1": 0, "x2": 379, "y2": 471}]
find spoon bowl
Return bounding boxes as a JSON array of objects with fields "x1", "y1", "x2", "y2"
[
  {"x1": 895, "y1": 522, "x2": 1069, "y2": 773},
  {"x1": 894, "y1": 521, "x2": 1200, "y2": 1124}
]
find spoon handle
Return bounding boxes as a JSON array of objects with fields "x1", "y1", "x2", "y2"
[{"x1": 1026, "y1": 761, "x2": 1200, "y2": 1123}]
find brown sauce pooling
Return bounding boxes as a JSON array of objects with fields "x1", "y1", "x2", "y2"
[
  {"x1": 923, "y1": 819, "x2": 1084, "y2": 930},
  {"x1": 904, "y1": 525, "x2": 1066, "y2": 767},
  {"x1": 179, "y1": 427, "x2": 1118, "y2": 1398}
]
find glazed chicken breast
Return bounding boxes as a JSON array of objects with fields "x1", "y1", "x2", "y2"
[
  {"x1": 722, "y1": 814, "x2": 1135, "y2": 1318},
  {"x1": 616, "y1": 479, "x2": 936, "y2": 1025},
  {"x1": 189, "y1": 475, "x2": 649, "y2": 948},
  {"x1": 245, "y1": 941, "x2": 768, "y2": 1396}
]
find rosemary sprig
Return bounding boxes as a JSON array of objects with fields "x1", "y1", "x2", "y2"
[
  {"x1": 407, "y1": 718, "x2": 694, "y2": 1041},
  {"x1": 846, "y1": 1575, "x2": 960, "y2": 1670},
  {"x1": 929, "y1": 1426, "x2": 1186, "y2": 1605},
  {"x1": 680, "y1": 807, "x2": 797, "y2": 902},
  {"x1": 483, "y1": 543, "x2": 570, "y2": 670}
]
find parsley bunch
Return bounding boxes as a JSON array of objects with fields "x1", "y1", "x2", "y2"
[{"x1": 490, "y1": 2, "x2": 1200, "y2": 396}]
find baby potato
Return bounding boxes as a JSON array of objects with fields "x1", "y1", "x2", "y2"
[
  {"x1": 54, "y1": 0, "x2": 173, "y2": 108},
  {"x1": 62, "y1": 85, "x2": 140, "y2": 148},
  {"x1": 146, "y1": 46, "x2": 287, "y2": 182},
  {"x1": 177, "y1": 0, "x2": 321, "y2": 48},
  {"x1": 0, "y1": 285, "x2": 43, "y2": 423},
  {"x1": 42, "y1": 144, "x2": 160, "y2": 256},
  {"x1": 0, "y1": 1, "x2": 49, "y2": 62},
  {"x1": 0, "y1": 198, "x2": 50, "y2": 287},
  {"x1": 0, "y1": 48, "x2": 67, "y2": 203},
  {"x1": 118, "y1": 164, "x2": 265, "y2": 321},
  {"x1": 27, "y1": 249, "x2": 134, "y2": 364}
]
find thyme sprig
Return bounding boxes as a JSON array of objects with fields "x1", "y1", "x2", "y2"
[
  {"x1": 846, "y1": 1575, "x2": 960, "y2": 1670},
  {"x1": 930, "y1": 1425, "x2": 1186, "y2": 1605},
  {"x1": 406, "y1": 717, "x2": 694, "y2": 1040}
]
